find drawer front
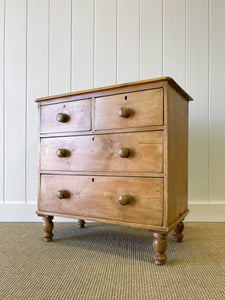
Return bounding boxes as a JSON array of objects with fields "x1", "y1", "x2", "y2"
[
  {"x1": 40, "y1": 131, "x2": 163, "y2": 173},
  {"x1": 40, "y1": 99, "x2": 91, "y2": 133},
  {"x1": 95, "y1": 88, "x2": 163, "y2": 130},
  {"x1": 39, "y1": 175, "x2": 163, "y2": 226}
]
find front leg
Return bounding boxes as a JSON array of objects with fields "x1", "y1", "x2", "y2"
[
  {"x1": 78, "y1": 219, "x2": 86, "y2": 228},
  {"x1": 43, "y1": 216, "x2": 54, "y2": 242},
  {"x1": 173, "y1": 221, "x2": 184, "y2": 242},
  {"x1": 152, "y1": 233, "x2": 168, "y2": 265}
]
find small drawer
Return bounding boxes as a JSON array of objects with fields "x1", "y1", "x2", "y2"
[
  {"x1": 40, "y1": 131, "x2": 163, "y2": 173},
  {"x1": 40, "y1": 99, "x2": 91, "y2": 134},
  {"x1": 39, "y1": 175, "x2": 163, "y2": 226},
  {"x1": 95, "y1": 88, "x2": 163, "y2": 130}
]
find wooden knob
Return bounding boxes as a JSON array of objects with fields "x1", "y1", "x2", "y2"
[
  {"x1": 57, "y1": 190, "x2": 71, "y2": 199},
  {"x1": 118, "y1": 107, "x2": 129, "y2": 118},
  {"x1": 118, "y1": 194, "x2": 131, "y2": 205},
  {"x1": 118, "y1": 148, "x2": 130, "y2": 158},
  {"x1": 56, "y1": 148, "x2": 69, "y2": 158},
  {"x1": 56, "y1": 113, "x2": 69, "y2": 123}
]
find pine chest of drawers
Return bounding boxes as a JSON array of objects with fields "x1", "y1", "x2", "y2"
[{"x1": 36, "y1": 77, "x2": 193, "y2": 265}]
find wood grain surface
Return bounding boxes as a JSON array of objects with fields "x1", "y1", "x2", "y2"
[
  {"x1": 40, "y1": 99, "x2": 91, "y2": 133},
  {"x1": 167, "y1": 84, "x2": 189, "y2": 225},
  {"x1": 39, "y1": 175, "x2": 164, "y2": 226},
  {"x1": 95, "y1": 88, "x2": 164, "y2": 130},
  {"x1": 40, "y1": 131, "x2": 163, "y2": 173}
]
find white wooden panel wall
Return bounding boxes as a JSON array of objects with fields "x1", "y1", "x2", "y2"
[
  {"x1": 0, "y1": 0, "x2": 4, "y2": 204},
  {"x1": 117, "y1": 0, "x2": 140, "y2": 83},
  {"x1": 163, "y1": 0, "x2": 186, "y2": 87},
  {"x1": 4, "y1": 0, "x2": 26, "y2": 204},
  {"x1": 209, "y1": 0, "x2": 225, "y2": 204},
  {"x1": 187, "y1": 0, "x2": 209, "y2": 204},
  {"x1": 94, "y1": 0, "x2": 117, "y2": 87},
  {"x1": 49, "y1": 0, "x2": 71, "y2": 94},
  {"x1": 0, "y1": 0, "x2": 225, "y2": 221},
  {"x1": 72, "y1": 0, "x2": 94, "y2": 91},
  {"x1": 140, "y1": 0, "x2": 162, "y2": 79},
  {"x1": 27, "y1": 0, "x2": 48, "y2": 204}
]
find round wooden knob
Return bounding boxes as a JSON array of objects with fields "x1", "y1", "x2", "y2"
[
  {"x1": 56, "y1": 148, "x2": 69, "y2": 158},
  {"x1": 57, "y1": 190, "x2": 71, "y2": 199},
  {"x1": 118, "y1": 148, "x2": 130, "y2": 158},
  {"x1": 118, "y1": 107, "x2": 129, "y2": 118},
  {"x1": 118, "y1": 194, "x2": 131, "y2": 205},
  {"x1": 56, "y1": 113, "x2": 69, "y2": 123}
]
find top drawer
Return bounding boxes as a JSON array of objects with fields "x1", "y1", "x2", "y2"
[
  {"x1": 95, "y1": 88, "x2": 163, "y2": 130},
  {"x1": 40, "y1": 99, "x2": 91, "y2": 134}
]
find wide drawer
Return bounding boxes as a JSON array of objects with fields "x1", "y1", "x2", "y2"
[
  {"x1": 40, "y1": 99, "x2": 91, "y2": 133},
  {"x1": 39, "y1": 175, "x2": 163, "y2": 226},
  {"x1": 40, "y1": 131, "x2": 163, "y2": 173},
  {"x1": 95, "y1": 88, "x2": 163, "y2": 130}
]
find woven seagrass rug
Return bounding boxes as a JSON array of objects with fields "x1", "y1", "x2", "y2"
[{"x1": 0, "y1": 222, "x2": 224, "y2": 299}]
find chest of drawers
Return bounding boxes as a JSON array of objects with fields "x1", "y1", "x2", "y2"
[{"x1": 36, "y1": 77, "x2": 193, "y2": 265}]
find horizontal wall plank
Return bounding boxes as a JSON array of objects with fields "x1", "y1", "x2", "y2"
[
  {"x1": 72, "y1": 0, "x2": 94, "y2": 91},
  {"x1": 4, "y1": 0, "x2": 26, "y2": 203},
  {"x1": 117, "y1": 0, "x2": 140, "y2": 83},
  {"x1": 140, "y1": 0, "x2": 162, "y2": 79},
  {"x1": 187, "y1": 0, "x2": 209, "y2": 203},
  {"x1": 27, "y1": 0, "x2": 48, "y2": 203},
  {"x1": 49, "y1": 0, "x2": 71, "y2": 95},
  {"x1": 0, "y1": 0, "x2": 4, "y2": 203},
  {"x1": 94, "y1": 0, "x2": 116, "y2": 87}
]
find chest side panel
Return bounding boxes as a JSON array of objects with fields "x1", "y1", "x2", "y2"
[{"x1": 167, "y1": 84, "x2": 189, "y2": 225}]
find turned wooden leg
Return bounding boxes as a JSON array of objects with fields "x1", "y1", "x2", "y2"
[
  {"x1": 173, "y1": 221, "x2": 184, "y2": 242},
  {"x1": 78, "y1": 219, "x2": 85, "y2": 228},
  {"x1": 43, "y1": 216, "x2": 54, "y2": 242},
  {"x1": 152, "y1": 233, "x2": 168, "y2": 265}
]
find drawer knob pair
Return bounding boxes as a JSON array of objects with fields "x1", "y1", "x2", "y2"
[
  {"x1": 118, "y1": 194, "x2": 131, "y2": 206},
  {"x1": 56, "y1": 113, "x2": 70, "y2": 123},
  {"x1": 118, "y1": 147, "x2": 130, "y2": 158},
  {"x1": 57, "y1": 190, "x2": 71, "y2": 199},
  {"x1": 57, "y1": 148, "x2": 70, "y2": 158}
]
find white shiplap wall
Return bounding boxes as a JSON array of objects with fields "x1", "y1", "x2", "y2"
[{"x1": 0, "y1": 0, "x2": 225, "y2": 221}]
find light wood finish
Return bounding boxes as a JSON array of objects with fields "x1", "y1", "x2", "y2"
[
  {"x1": 95, "y1": 88, "x2": 163, "y2": 130},
  {"x1": 35, "y1": 77, "x2": 193, "y2": 102},
  {"x1": 39, "y1": 175, "x2": 164, "y2": 226},
  {"x1": 78, "y1": 219, "x2": 85, "y2": 228},
  {"x1": 40, "y1": 99, "x2": 91, "y2": 133},
  {"x1": 39, "y1": 125, "x2": 167, "y2": 138},
  {"x1": 43, "y1": 216, "x2": 54, "y2": 242},
  {"x1": 152, "y1": 233, "x2": 168, "y2": 265},
  {"x1": 36, "y1": 209, "x2": 189, "y2": 233},
  {"x1": 173, "y1": 221, "x2": 184, "y2": 242},
  {"x1": 36, "y1": 76, "x2": 192, "y2": 265},
  {"x1": 167, "y1": 84, "x2": 189, "y2": 225},
  {"x1": 40, "y1": 131, "x2": 163, "y2": 173}
]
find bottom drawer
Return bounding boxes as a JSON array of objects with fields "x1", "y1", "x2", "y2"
[{"x1": 39, "y1": 175, "x2": 163, "y2": 226}]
